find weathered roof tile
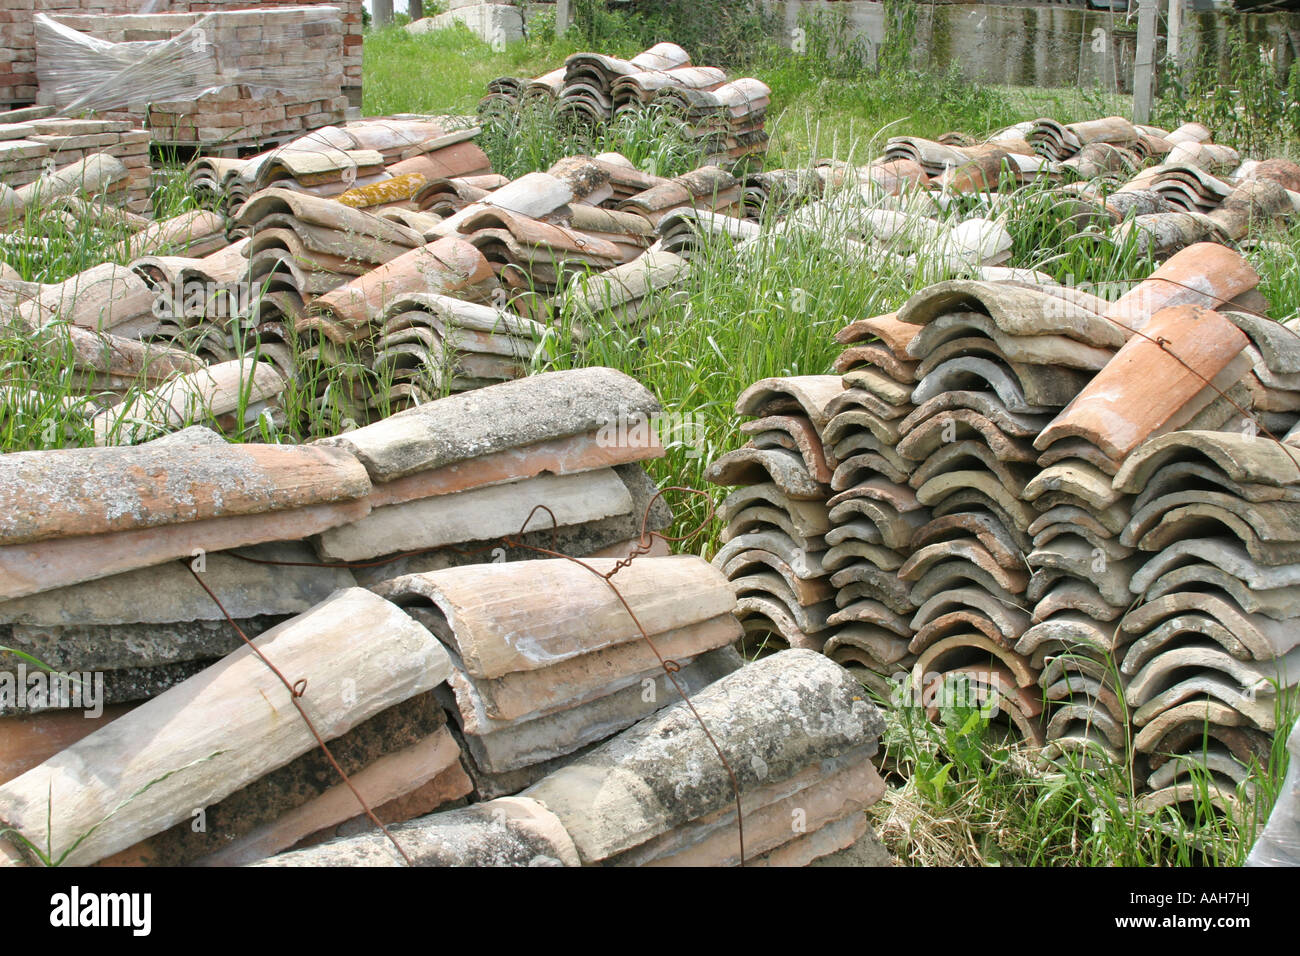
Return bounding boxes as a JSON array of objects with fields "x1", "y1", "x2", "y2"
[
  {"x1": 1036, "y1": 305, "x2": 1251, "y2": 460},
  {"x1": 0, "y1": 441, "x2": 370, "y2": 547}
]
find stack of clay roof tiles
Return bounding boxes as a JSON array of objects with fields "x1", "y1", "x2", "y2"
[
  {"x1": 556, "y1": 43, "x2": 692, "y2": 124},
  {"x1": 813, "y1": 313, "x2": 927, "y2": 693},
  {"x1": 741, "y1": 166, "x2": 831, "y2": 219},
  {"x1": 254, "y1": 651, "x2": 887, "y2": 867},
  {"x1": 656, "y1": 77, "x2": 771, "y2": 167},
  {"x1": 1114, "y1": 431, "x2": 1300, "y2": 810},
  {"x1": 563, "y1": 248, "x2": 690, "y2": 331},
  {"x1": 1023, "y1": 115, "x2": 1150, "y2": 164},
  {"x1": 617, "y1": 164, "x2": 744, "y2": 227},
  {"x1": 857, "y1": 116, "x2": 1300, "y2": 262},
  {"x1": 0, "y1": 582, "x2": 465, "y2": 867},
  {"x1": 880, "y1": 135, "x2": 1055, "y2": 192},
  {"x1": 297, "y1": 235, "x2": 500, "y2": 422},
  {"x1": 89, "y1": 357, "x2": 288, "y2": 445},
  {"x1": 414, "y1": 158, "x2": 737, "y2": 324},
  {"x1": 197, "y1": 119, "x2": 490, "y2": 218},
  {"x1": 374, "y1": 557, "x2": 743, "y2": 796},
  {"x1": 1019, "y1": 243, "x2": 1300, "y2": 805},
  {"x1": 0, "y1": 366, "x2": 890, "y2": 867},
  {"x1": 2, "y1": 252, "x2": 216, "y2": 409},
  {"x1": 703, "y1": 178, "x2": 1015, "y2": 280},
  {"x1": 611, "y1": 64, "x2": 727, "y2": 116},
  {"x1": 705, "y1": 238, "x2": 1300, "y2": 797},
  {"x1": 308, "y1": 368, "x2": 671, "y2": 580},
  {"x1": 411, "y1": 171, "x2": 509, "y2": 218},
  {"x1": 366, "y1": 293, "x2": 546, "y2": 414},
  {"x1": 9, "y1": 126, "x2": 779, "y2": 437},
  {"x1": 452, "y1": 193, "x2": 638, "y2": 298},
  {"x1": 889, "y1": 279, "x2": 1122, "y2": 745},
  {"x1": 517, "y1": 651, "x2": 885, "y2": 866},
  {"x1": 232, "y1": 187, "x2": 428, "y2": 321},
  {"x1": 131, "y1": 237, "x2": 261, "y2": 369},
  {"x1": 705, "y1": 377, "x2": 842, "y2": 659},
  {"x1": 482, "y1": 43, "x2": 771, "y2": 169}
]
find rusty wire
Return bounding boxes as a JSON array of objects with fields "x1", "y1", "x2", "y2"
[
  {"x1": 197, "y1": 482, "x2": 748, "y2": 866},
  {"x1": 183, "y1": 558, "x2": 415, "y2": 866}
]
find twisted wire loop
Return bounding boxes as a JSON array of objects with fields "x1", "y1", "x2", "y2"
[
  {"x1": 194, "y1": 483, "x2": 747, "y2": 866},
  {"x1": 184, "y1": 560, "x2": 415, "y2": 865}
]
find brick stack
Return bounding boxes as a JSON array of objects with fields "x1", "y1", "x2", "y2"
[
  {"x1": 0, "y1": 117, "x2": 151, "y2": 215},
  {"x1": 6, "y1": 1, "x2": 361, "y2": 110},
  {"x1": 0, "y1": 0, "x2": 37, "y2": 107},
  {"x1": 188, "y1": 0, "x2": 363, "y2": 108},
  {"x1": 37, "y1": 6, "x2": 348, "y2": 154},
  {"x1": 143, "y1": 89, "x2": 350, "y2": 153}
]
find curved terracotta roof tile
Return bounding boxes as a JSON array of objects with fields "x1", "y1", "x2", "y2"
[
  {"x1": 1104, "y1": 243, "x2": 1259, "y2": 333},
  {"x1": 372, "y1": 554, "x2": 732, "y2": 679},
  {"x1": 1036, "y1": 305, "x2": 1251, "y2": 460},
  {"x1": 0, "y1": 441, "x2": 370, "y2": 547},
  {"x1": 304, "y1": 236, "x2": 498, "y2": 343},
  {"x1": 319, "y1": 366, "x2": 659, "y2": 482}
]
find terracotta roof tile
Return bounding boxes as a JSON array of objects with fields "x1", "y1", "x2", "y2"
[
  {"x1": 1105, "y1": 242, "x2": 1259, "y2": 332},
  {"x1": 1036, "y1": 305, "x2": 1251, "y2": 460},
  {"x1": 371, "y1": 554, "x2": 734, "y2": 679},
  {"x1": 304, "y1": 236, "x2": 498, "y2": 343},
  {"x1": 319, "y1": 366, "x2": 659, "y2": 482},
  {"x1": 0, "y1": 441, "x2": 370, "y2": 547}
]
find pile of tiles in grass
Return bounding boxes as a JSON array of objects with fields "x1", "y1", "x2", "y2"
[
  {"x1": 706, "y1": 241, "x2": 1300, "y2": 812},
  {"x1": 481, "y1": 43, "x2": 771, "y2": 168}
]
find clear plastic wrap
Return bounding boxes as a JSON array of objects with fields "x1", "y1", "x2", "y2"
[
  {"x1": 1246, "y1": 716, "x2": 1299, "y2": 866},
  {"x1": 35, "y1": 7, "x2": 343, "y2": 113}
]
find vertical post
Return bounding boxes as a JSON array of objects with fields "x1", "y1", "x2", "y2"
[
  {"x1": 1133, "y1": 0, "x2": 1158, "y2": 124},
  {"x1": 373, "y1": 0, "x2": 394, "y2": 28},
  {"x1": 556, "y1": 0, "x2": 572, "y2": 35},
  {"x1": 408, "y1": 0, "x2": 423, "y2": 22},
  {"x1": 1167, "y1": 0, "x2": 1182, "y2": 72}
]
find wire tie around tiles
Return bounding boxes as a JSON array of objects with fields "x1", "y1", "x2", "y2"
[
  {"x1": 1099, "y1": 274, "x2": 1300, "y2": 476},
  {"x1": 491, "y1": 488, "x2": 747, "y2": 866},
  {"x1": 215, "y1": 485, "x2": 749, "y2": 865}
]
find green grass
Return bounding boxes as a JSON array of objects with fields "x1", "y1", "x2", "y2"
[
  {"x1": 362, "y1": 23, "x2": 587, "y2": 117},
  {"x1": 873, "y1": 678, "x2": 1296, "y2": 866},
  {"x1": 476, "y1": 97, "x2": 708, "y2": 180}
]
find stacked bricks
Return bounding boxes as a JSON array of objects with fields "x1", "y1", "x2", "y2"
[
  {"x1": 38, "y1": 6, "x2": 349, "y2": 153},
  {"x1": 144, "y1": 88, "x2": 350, "y2": 150},
  {"x1": 8, "y1": 2, "x2": 361, "y2": 109},
  {"x1": 189, "y1": 0, "x2": 363, "y2": 108},
  {"x1": 0, "y1": 117, "x2": 152, "y2": 214},
  {"x1": 0, "y1": 0, "x2": 38, "y2": 107}
]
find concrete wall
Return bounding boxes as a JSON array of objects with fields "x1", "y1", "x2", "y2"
[{"x1": 776, "y1": 1, "x2": 1300, "y2": 93}]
